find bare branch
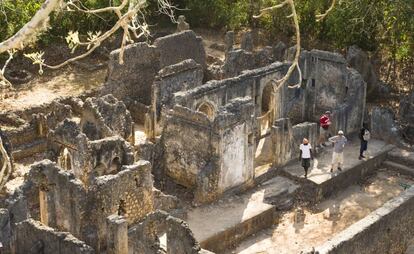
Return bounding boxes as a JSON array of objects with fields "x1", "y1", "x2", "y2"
[
  {"x1": 67, "y1": 0, "x2": 129, "y2": 14},
  {"x1": 1, "y1": 50, "x2": 15, "y2": 74},
  {"x1": 316, "y1": 0, "x2": 336, "y2": 22},
  {"x1": 0, "y1": 137, "x2": 12, "y2": 191},
  {"x1": 253, "y1": 0, "x2": 288, "y2": 19},
  {"x1": 255, "y1": 0, "x2": 302, "y2": 91}
]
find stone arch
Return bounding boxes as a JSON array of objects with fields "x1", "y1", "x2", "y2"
[
  {"x1": 90, "y1": 162, "x2": 107, "y2": 181},
  {"x1": 109, "y1": 157, "x2": 122, "y2": 174},
  {"x1": 196, "y1": 101, "x2": 216, "y2": 120},
  {"x1": 261, "y1": 83, "x2": 274, "y2": 115}
]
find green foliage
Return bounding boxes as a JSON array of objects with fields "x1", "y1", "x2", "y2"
[
  {"x1": 0, "y1": 0, "x2": 43, "y2": 42},
  {"x1": 174, "y1": 0, "x2": 250, "y2": 29},
  {"x1": 0, "y1": 0, "x2": 412, "y2": 61}
]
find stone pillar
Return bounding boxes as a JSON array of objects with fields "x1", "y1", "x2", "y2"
[
  {"x1": 272, "y1": 118, "x2": 293, "y2": 167},
  {"x1": 224, "y1": 31, "x2": 234, "y2": 52},
  {"x1": 240, "y1": 31, "x2": 254, "y2": 52},
  {"x1": 106, "y1": 215, "x2": 128, "y2": 254}
]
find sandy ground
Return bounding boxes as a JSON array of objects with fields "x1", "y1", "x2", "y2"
[
  {"x1": 0, "y1": 65, "x2": 106, "y2": 112},
  {"x1": 232, "y1": 170, "x2": 414, "y2": 254},
  {"x1": 187, "y1": 177, "x2": 299, "y2": 243}
]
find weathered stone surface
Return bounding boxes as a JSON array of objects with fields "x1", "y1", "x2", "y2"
[
  {"x1": 273, "y1": 41, "x2": 287, "y2": 61},
  {"x1": 101, "y1": 43, "x2": 160, "y2": 105},
  {"x1": 177, "y1": 15, "x2": 190, "y2": 32},
  {"x1": 153, "y1": 59, "x2": 204, "y2": 131},
  {"x1": 222, "y1": 49, "x2": 255, "y2": 78},
  {"x1": 346, "y1": 45, "x2": 380, "y2": 95},
  {"x1": 240, "y1": 31, "x2": 254, "y2": 52},
  {"x1": 23, "y1": 159, "x2": 154, "y2": 252},
  {"x1": 154, "y1": 30, "x2": 206, "y2": 70},
  {"x1": 81, "y1": 94, "x2": 134, "y2": 142},
  {"x1": 49, "y1": 119, "x2": 135, "y2": 184},
  {"x1": 224, "y1": 31, "x2": 235, "y2": 52},
  {"x1": 106, "y1": 215, "x2": 128, "y2": 254},
  {"x1": 14, "y1": 219, "x2": 94, "y2": 254},
  {"x1": 0, "y1": 209, "x2": 11, "y2": 253},
  {"x1": 400, "y1": 91, "x2": 414, "y2": 124},
  {"x1": 315, "y1": 186, "x2": 414, "y2": 254},
  {"x1": 254, "y1": 46, "x2": 274, "y2": 68},
  {"x1": 163, "y1": 98, "x2": 255, "y2": 204},
  {"x1": 128, "y1": 210, "x2": 202, "y2": 254}
]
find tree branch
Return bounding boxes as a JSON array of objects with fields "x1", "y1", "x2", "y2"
[
  {"x1": 254, "y1": 0, "x2": 302, "y2": 91},
  {"x1": 0, "y1": 137, "x2": 12, "y2": 192},
  {"x1": 316, "y1": 0, "x2": 336, "y2": 22},
  {"x1": 0, "y1": 0, "x2": 63, "y2": 54}
]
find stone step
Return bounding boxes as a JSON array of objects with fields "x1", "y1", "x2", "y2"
[
  {"x1": 383, "y1": 160, "x2": 414, "y2": 177},
  {"x1": 388, "y1": 148, "x2": 414, "y2": 167},
  {"x1": 186, "y1": 176, "x2": 299, "y2": 253},
  {"x1": 12, "y1": 138, "x2": 47, "y2": 161}
]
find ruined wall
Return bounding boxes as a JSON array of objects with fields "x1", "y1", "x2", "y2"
[
  {"x1": 128, "y1": 210, "x2": 201, "y2": 254},
  {"x1": 163, "y1": 99, "x2": 255, "y2": 203},
  {"x1": 272, "y1": 118, "x2": 294, "y2": 167},
  {"x1": 92, "y1": 162, "x2": 154, "y2": 227},
  {"x1": 29, "y1": 160, "x2": 87, "y2": 239},
  {"x1": 82, "y1": 162, "x2": 154, "y2": 252},
  {"x1": 14, "y1": 219, "x2": 94, "y2": 254},
  {"x1": 316, "y1": 186, "x2": 414, "y2": 254},
  {"x1": 101, "y1": 43, "x2": 160, "y2": 106},
  {"x1": 88, "y1": 137, "x2": 135, "y2": 178},
  {"x1": 215, "y1": 99, "x2": 255, "y2": 192},
  {"x1": 80, "y1": 95, "x2": 134, "y2": 142},
  {"x1": 272, "y1": 119, "x2": 317, "y2": 167},
  {"x1": 49, "y1": 119, "x2": 135, "y2": 184},
  {"x1": 163, "y1": 106, "x2": 216, "y2": 188},
  {"x1": 154, "y1": 30, "x2": 206, "y2": 70},
  {"x1": 292, "y1": 122, "x2": 318, "y2": 156},
  {"x1": 153, "y1": 59, "x2": 204, "y2": 129},
  {"x1": 175, "y1": 62, "x2": 289, "y2": 118},
  {"x1": 0, "y1": 209, "x2": 11, "y2": 253},
  {"x1": 299, "y1": 49, "x2": 366, "y2": 134}
]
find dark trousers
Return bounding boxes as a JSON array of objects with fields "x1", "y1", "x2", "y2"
[
  {"x1": 360, "y1": 141, "x2": 368, "y2": 156},
  {"x1": 302, "y1": 158, "x2": 310, "y2": 176}
]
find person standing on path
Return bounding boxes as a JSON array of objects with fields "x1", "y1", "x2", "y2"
[
  {"x1": 329, "y1": 130, "x2": 347, "y2": 172},
  {"x1": 299, "y1": 138, "x2": 313, "y2": 179},
  {"x1": 359, "y1": 123, "x2": 370, "y2": 160},
  {"x1": 319, "y1": 111, "x2": 332, "y2": 147}
]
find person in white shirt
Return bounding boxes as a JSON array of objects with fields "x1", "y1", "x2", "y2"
[{"x1": 299, "y1": 138, "x2": 313, "y2": 179}]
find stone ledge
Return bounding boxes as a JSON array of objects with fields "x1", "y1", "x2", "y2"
[
  {"x1": 315, "y1": 186, "x2": 414, "y2": 254},
  {"x1": 186, "y1": 176, "x2": 298, "y2": 253}
]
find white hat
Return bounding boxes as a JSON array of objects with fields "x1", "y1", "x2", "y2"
[{"x1": 338, "y1": 130, "x2": 344, "y2": 135}]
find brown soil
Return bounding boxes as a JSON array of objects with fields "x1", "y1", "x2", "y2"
[{"x1": 232, "y1": 170, "x2": 414, "y2": 254}]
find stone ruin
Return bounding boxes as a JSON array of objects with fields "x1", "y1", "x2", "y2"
[{"x1": 1, "y1": 28, "x2": 414, "y2": 254}]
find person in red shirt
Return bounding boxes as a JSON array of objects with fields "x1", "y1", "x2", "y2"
[{"x1": 319, "y1": 111, "x2": 332, "y2": 147}]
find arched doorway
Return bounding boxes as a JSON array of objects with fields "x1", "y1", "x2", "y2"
[
  {"x1": 58, "y1": 148, "x2": 72, "y2": 171},
  {"x1": 109, "y1": 157, "x2": 122, "y2": 174},
  {"x1": 261, "y1": 84, "x2": 274, "y2": 116},
  {"x1": 197, "y1": 102, "x2": 215, "y2": 120}
]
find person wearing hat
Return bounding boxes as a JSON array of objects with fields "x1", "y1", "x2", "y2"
[
  {"x1": 299, "y1": 138, "x2": 313, "y2": 179},
  {"x1": 328, "y1": 130, "x2": 347, "y2": 172},
  {"x1": 319, "y1": 111, "x2": 332, "y2": 147}
]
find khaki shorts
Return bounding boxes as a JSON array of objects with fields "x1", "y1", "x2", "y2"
[
  {"x1": 332, "y1": 152, "x2": 344, "y2": 167},
  {"x1": 320, "y1": 127, "x2": 329, "y2": 138}
]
